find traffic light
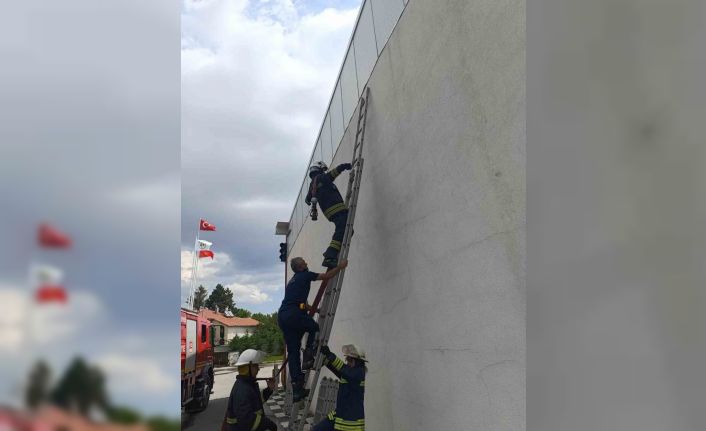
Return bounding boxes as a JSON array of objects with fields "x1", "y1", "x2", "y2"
[{"x1": 279, "y1": 242, "x2": 287, "y2": 262}]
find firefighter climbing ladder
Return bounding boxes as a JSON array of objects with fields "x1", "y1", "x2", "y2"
[{"x1": 287, "y1": 87, "x2": 371, "y2": 431}]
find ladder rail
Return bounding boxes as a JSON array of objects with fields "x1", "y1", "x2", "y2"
[
  {"x1": 290, "y1": 87, "x2": 370, "y2": 431},
  {"x1": 292, "y1": 160, "x2": 364, "y2": 431},
  {"x1": 277, "y1": 86, "x2": 371, "y2": 382}
]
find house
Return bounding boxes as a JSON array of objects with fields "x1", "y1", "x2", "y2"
[
  {"x1": 0, "y1": 405, "x2": 149, "y2": 431},
  {"x1": 198, "y1": 309, "x2": 259, "y2": 366}
]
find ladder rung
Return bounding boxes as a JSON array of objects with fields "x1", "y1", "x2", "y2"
[{"x1": 290, "y1": 89, "x2": 370, "y2": 431}]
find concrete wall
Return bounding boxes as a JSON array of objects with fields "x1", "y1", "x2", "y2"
[{"x1": 287, "y1": 0, "x2": 525, "y2": 429}]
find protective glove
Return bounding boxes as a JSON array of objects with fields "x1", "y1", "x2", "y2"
[
  {"x1": 340, "y1": 163, "x2": 352, "y2": 171},
  {"x1": 320, "y1": 345, "x2": 332, "y2": 356}
]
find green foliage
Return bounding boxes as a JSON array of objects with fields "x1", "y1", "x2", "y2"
[
  {"x1": 193, "y1": 285, "x2": 208, "y2": 310},
  {"x1": 106, "y1": 406, "x2": 142, "y2": 424},
  {"x1": 233, "y1": 308, "x2": 252, "y2": 318},
  {"x1": 228, "y1": 312, "x2": 284, "y2": 355},
  {"x1": 50, "y1": 357, "x2": 109, "y2": 415},
  {"x1": 264, "y1": 354, "x2": 284, "y2": 363},
  {"x1": 25, "y1": 360, "x2": 52, "y2": 409},
  {"x1": 146, "y1": 416, "x2": 181, "y2": 431},
  {"x1": 205, "y1": 284, "x2": 237, "y2": 314},
  {"x1": 24, "y1": 357, "x2": 179, "y2": 428}
]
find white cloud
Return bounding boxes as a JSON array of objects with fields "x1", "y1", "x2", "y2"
[
  {"x1": 0, "y1": 285, "x2": 105, "y2": 354},
  {"x1": 181, "y1": 249, "x2": 283, "y2": 306},
  {"x1": 182, "y1": 248, "x2": 233, "y2": 284},
  {"x1": 181, "y1": 0, "x2": 359, "y2": 312},
  {"x1": 226, "y1": 282, "x2": 271, "y2": 304},
  {"x1": 97, "y1": 354, "x2": 175, "y2": 394}
]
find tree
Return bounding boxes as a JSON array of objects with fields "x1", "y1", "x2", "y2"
[
  {"x1": 204, "y1": 284, "x2": 237, "y2": 314},
  {"x1": 146, "y1": 416, "x2": 180, "y2": 431},
  {"x1": 233, "y1": 308, "x2": 252, "y2": 318},
  {"x1": 106, "y1": 406, "x2": 142, "y2": 424},
  {"x1": 228, "y1": 312, "x2": 284, "y2": 355},
  {"x1": 193, "y1": 285, "x2": 208, "y2": 310},
  {"x1": 25, "y1": 360, "x2": 51, "y2": 409},
  {"x1": 50, "y1": 357, "x2": 109, "y2": 415}
]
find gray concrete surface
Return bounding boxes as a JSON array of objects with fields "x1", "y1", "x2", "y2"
[
  {"x1": 184, "y1": 365, "x2": 276, "y2": 431},
  {"x1": 286, "y1": 0, "x2": 525, "y2": 429}
]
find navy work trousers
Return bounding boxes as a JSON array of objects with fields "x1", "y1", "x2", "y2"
[
  {"x1": 323, "y1": 210, "x2": 348, "y2": 259},
  {"x1": 278, "y1": 307, "x2": 319, "y2": 384}
]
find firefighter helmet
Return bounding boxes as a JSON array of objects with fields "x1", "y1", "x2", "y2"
[
  {"x1": 235, "y1": 349, "x2": 266, "y2": 366},
  {"x1": 342, "y1": 344, "x2": 367, "y2": 362},
  {"x1": 309, "y1": 161, "x2": 328, "y2": 178}
]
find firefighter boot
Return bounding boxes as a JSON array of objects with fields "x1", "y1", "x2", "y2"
[
  {"x1": 302, "y1": 344, "x2": 316, "y2": 370},
  {"x1": 292, "y1": 381, "x2": 310, "y2": 403},
  {"x1": 322, "y1": 257, "x2": 338, "y2": 268}
]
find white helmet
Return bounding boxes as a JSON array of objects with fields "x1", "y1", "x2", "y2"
[
  {"x1": 309, "y1": 161, "x2": 328, "y2": 177},
  {"x1": 342, "y1": 344, "x2": 367, "y2": 362},
  {"x1": 235, "y1": 349, "x2": 266, "y2": 366}
]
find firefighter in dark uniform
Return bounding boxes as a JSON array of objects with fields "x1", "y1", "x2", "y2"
[
  {"x1": 278, "y1": 257, "x2": 348, "y2": 402},
  {"x1": 222, "y1": 349, "x2": 277, "y2": 431},
  {"x1": 305, "y1": 161, "x2": 353, "y2": 268},
  {"x1": 311, "y1": 344, "x2": 367, "y2": 431}
]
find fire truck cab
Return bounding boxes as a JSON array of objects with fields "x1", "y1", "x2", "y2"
[{"x1": 181, "y1": 308, "x2": 214, "y2": 412}]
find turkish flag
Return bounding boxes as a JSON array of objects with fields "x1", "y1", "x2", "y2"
[
  {"x1": 35, "y1": 285, "x2": 68, "y2": 303},
  {"x1": 38, "y1": 224, "x2": 72, "y2": 248},
  {"x1": 200, "y1": 219, "x2": 216, "y2": 231},
  {"x1": 199, "y1": 250, "x2": 214, "y2": 259}
]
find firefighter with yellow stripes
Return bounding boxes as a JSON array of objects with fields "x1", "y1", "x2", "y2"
[
  {"x1": 305, "y1": 161, "x2": 353, "y2": 268},
  {"x1": 222, "y1": 350, "x2": 277, "y2": 431},
  {"x1": 311, "y1": 344, "x2": 367, "y2": 431}
]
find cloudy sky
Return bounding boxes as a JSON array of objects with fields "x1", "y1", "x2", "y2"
[
  {"x1": 0, "y1": 0, "x2": 361, "y2": 418},
  {"x1": 0, "y1": 0, "x2": 179, "y2": 417},
  {"x1": 181, "y1": 0, "x2": 361, "y2": 313}
]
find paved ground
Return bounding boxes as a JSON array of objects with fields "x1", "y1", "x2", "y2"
[{"x1": 183, "y1": 365, "x2": 278, "y2": 431}]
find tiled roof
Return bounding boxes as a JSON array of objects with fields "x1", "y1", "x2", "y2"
[
  {"x1": 198, "y1": 308, "x2": 260, "y2": 327},
  {"x1": 0, "y1": 406, "x2": 149, "y2": 431}
]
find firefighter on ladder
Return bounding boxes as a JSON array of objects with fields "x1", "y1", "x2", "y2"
[
  {"x1": 305, "y1": 161, "x2": 353, "y2": 268},
  {"x1": 310, "y1": 344, "x2": 367, "y2": 431},
  {"x1": 222, "y1": 349, "x2": 277, "y2": 431},
  {"x1": 278, "y1": 257, "x2": 348, "y2": 402}
]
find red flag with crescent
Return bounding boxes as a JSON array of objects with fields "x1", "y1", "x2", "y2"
[{"x1": 200, "y1": 219, "x2": 216, "y2": 231}]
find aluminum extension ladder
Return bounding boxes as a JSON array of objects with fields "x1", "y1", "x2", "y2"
[{"x1": 287, "y1": 87, "x2": 371, "y2": 431}]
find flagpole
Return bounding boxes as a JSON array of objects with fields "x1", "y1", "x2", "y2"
[{"x1": 189, "y1": 220, "x2": 200, "y2": 309}]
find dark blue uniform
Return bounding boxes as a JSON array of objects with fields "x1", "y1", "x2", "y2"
[
  {"x1": 305, "y1": 164, "x2": 352, "y2": 264},
  {"x1": 278, "y1": 270, "x2": 320, "y2": 384},
  {"x1": 224, "y1": 375, "x2": 276, "y2": 431},
  {"x1": 312, "y1": 352, "x2": 366, "y2": 431}
]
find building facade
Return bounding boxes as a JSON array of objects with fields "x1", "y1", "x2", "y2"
[
  {"x1": 199, "y1": 309, "x2": 260, "y2": 366},
  {"x1": 283, "y1": 0, "x2": 525, "y2": 429}
]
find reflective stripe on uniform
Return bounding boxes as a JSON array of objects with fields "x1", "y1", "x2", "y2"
[
  {"x1": 327, "y1": 411, "x2": 336, "y2": 421},
  {"x1": 332, "y1": 357, "x2": 344, "y2": 370},
  {"x1": 333, "y1": 417, "x2": 365, "y2": 431},
  {"x1": 250, "y1": 410, "x2": 263, "y2": 431},
  {"x1": 335, "y1": 418, "x2": 365, "y2": 425},
  {"x1": 324, "y1": 203, "x2": 347, "y2": 218},
  {"x1": 340, "y1": 378, "x2": 348, "y2": 384},
  {"x1": 329, "y1": 240, "x2": 342, "y2": 251},
  {"x1": 226, "y1": 417, "x2": 238, "y2": 424},
  {"x1": 360, "y1": 380, "x2": 365, "y2": 387},
  {"x1": 330, "y1": 168, "x2": 340, "y2": 178},
  {"x1": 333, "y1": 424, "x2": 364, "y2": 431}
]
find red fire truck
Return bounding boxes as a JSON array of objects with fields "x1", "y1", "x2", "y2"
[{"x1": 181, "y1": 308, "x2": 214, "y2": 412}]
